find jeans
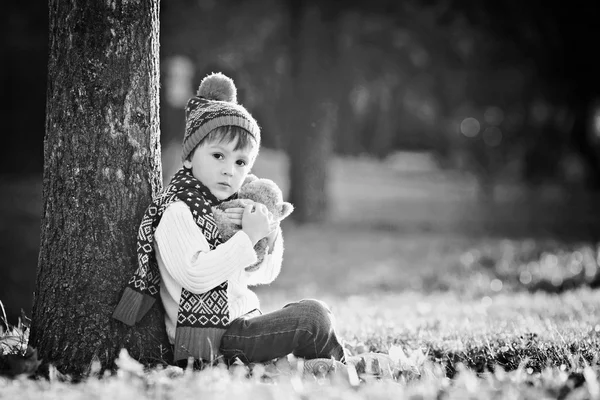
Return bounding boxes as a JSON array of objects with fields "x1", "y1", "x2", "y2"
[{"x1": 219, "y1": 299, "x2": 345, "y2": 364}]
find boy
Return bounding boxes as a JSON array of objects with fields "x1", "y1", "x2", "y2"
[{"x1": 113, "y1": 72, "x2": 345, "y2": 369}]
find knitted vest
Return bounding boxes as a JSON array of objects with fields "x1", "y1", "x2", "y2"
[{"x1": 113, "y1": 167, "x2": 234, "y2": 362}]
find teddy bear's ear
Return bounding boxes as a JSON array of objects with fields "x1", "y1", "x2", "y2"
[
  {"x1": 279, "y1": 202, "x2": 294, "y2": 220},
  {"x1": 243, "y1": 174, "x2": 258, "y2": 186}
]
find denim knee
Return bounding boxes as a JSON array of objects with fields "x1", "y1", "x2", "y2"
[
  {"x1": 297, "y1": 299, "x2": 333, "y2": 333},
  {"x1": 292, "y1": 299, "x2": 344, "y2": 360}
]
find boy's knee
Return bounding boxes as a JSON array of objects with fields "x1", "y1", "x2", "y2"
[
  {"x1": 291, "y1": 299, "x2": 343, "y2": 360},
  {"x1": 298, "y1": 298, "x2": 330, "y2": 312},
  {"x1": 297, "y1": 299, "x2": 333, "y2": 331}
]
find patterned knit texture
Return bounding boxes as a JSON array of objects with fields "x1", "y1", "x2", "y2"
[
  {"x1": 181, "y1": 73, "x2": 261, "y2": 162},
  {"x1": 113, "y1": 167, "x2": 236, "y2": 362}
]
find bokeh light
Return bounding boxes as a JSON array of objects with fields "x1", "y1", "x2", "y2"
[
  {"x1": 519, "y1": 270, "x2": 532, "y2": 284},
  {"x1": 460, "y1": 117, "x2": 480, "y2": 137},
  {"x1": 490, "y1": 278, "x2": 503, "y2": 292}
]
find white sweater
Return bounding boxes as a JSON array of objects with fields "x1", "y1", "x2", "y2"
[{"x1": 154, "y1": 200, "x2": 284, "y2": 343}]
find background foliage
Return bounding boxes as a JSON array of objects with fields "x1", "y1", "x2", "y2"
[{"x1": 1, "y1": 0, "x2": 599, "y2": 331}]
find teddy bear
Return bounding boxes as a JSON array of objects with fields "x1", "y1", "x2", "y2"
[{"x1": 212, "y1": 175, "x2": 294, "y2": 271}]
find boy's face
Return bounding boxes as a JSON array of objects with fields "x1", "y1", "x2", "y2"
[{"x1": 183, "y1": 138, "x2": 257, "y2": 200}]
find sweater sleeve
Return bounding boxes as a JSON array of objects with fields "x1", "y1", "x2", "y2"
[
  {"x1": 245, "y1": 227, "x2": 284, "y2": 286},
  {"x1": 154, "y1": 201, "x2": 258, "y2": 294}
]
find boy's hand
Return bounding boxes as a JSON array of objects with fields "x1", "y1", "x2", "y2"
[
  {"x1": 241, "y1": 203, "x2": 277, "y2": 245},
  {"x1": 223, "y1": 207, "x2": 245, "y2": 226},
  {"x1": 226, "y1": 204, "x2": 275, "y2": 228}
]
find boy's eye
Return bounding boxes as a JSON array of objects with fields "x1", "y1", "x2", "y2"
[
  {"x1": 236, "y1": 160, "x2": 247, "y2": 167},
  {"x1": 212, "y1": 153, "x2": 224, "y2": 160}
]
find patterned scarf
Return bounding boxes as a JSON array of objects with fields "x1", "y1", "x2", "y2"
[{"x1": 113, "y1": 167, "x2": 234, "y2": 362}]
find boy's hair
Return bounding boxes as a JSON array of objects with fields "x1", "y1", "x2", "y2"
[
  {"x1": 182, "y1": 73, "x2": 260, "y2": 162},
  {"x1": 185, "y1": 125, "x2": 257, "y2": 162}
]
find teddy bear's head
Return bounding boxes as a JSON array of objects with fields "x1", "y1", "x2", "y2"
[{"x1": 238, "y1": 176, "x2": 294, "y2": 221}]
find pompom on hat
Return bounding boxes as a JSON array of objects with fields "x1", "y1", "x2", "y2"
[{"x1": 181, "y1": 72, "x2": 261, "y2": 161}]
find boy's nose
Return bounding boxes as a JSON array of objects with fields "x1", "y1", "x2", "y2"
[{"x1": 222, "y1": 165, "x2": 234, "y2": 176}]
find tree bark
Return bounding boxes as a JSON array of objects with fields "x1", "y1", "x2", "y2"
[
  {"x1": 286, "y1": 1, "x2": 336, "y2": 223},
  {"x1": 30, "y1": 0, "x2": 169, "y2": 376}
]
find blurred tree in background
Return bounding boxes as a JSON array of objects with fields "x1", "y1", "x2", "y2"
[
  {"x1": 4, "y1": 0, "x2": 600, "y2": 190},
  {"x1": 1, "y1": 0, "x2": 599, "y2": 322},
  {"x1": 158, "y1": 0, "x2": 600, "y2": 205}
]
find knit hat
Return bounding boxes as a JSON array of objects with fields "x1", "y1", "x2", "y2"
[{"x1": 182, "y1": 72, "x2": 261, "y2": 162}]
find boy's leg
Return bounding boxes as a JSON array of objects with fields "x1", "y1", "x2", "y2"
[{"x1": 219, "y1": 299, "x2": 345, "y2": 364}]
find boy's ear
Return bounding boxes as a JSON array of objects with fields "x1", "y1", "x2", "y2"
[
  {"x1": 183, "y1": 159, "x2": 192, "y2": 169},
  {"x1": 279, "y1": 202, "x2": 294, "y2": 220}
]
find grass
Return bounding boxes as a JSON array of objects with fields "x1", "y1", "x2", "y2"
[
  {"x1": 0, "y1": 301, "x2": 29, "y2": 357},
  {"x1": 2, "y1": 146, "x2": 600, "y2": 398},
  {"x1": 260, "y1": 225, "x2": 600, "y2": 300},
  {"x1": 3, "y1": 289, "x2": 600, "y2": 398}
]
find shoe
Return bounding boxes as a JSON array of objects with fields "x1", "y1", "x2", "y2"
[
  {"x1": 345, "y1": 352, "x2": 396, "y2": 379},
  {"x1": 302, "y1": 358, "x2": 346, "y2": 377}
]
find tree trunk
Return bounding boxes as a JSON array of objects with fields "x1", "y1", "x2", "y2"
[
  {"x1": 30, "y1": 0, "x2": 169, "y2": 376},
  {"x1": 286, "y1": 1, "x2": 336, "y2": 223},
  {"x1": 571, "y1": 98, "x2": 600, "y2": 190},
  {"x1": 371, "y1": 80, "x2": 395, "y2": 159}
]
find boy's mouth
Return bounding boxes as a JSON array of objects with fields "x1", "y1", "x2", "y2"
[{"x1": 217, "y1": 182, "x2": 231, "y2": 188}]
